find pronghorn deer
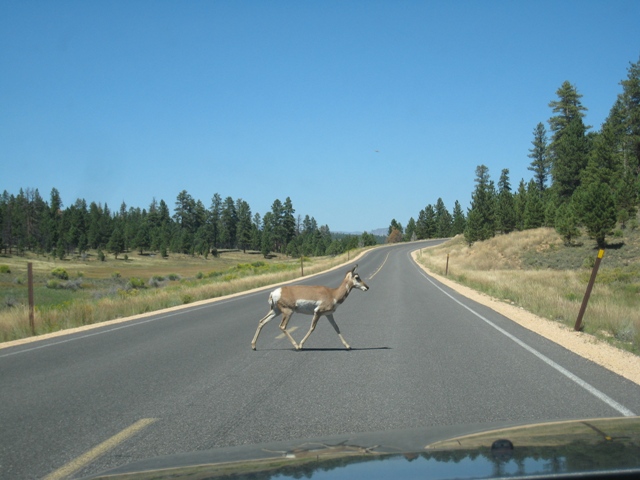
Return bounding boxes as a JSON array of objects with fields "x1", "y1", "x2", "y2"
[{"x1": 251, "y1": 265, "x2": 369, "y2": 350}]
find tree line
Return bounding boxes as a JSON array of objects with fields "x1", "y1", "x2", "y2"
[
  {"x1": 463, "y1": 57, "x2": 639, "y2": 248},
  {"x1": 385, "y1": 198, "x2": 467, "y2": 243},
  {"x1": 0, "y1": 190, "x2": 378, "y2": 260},
  {"x1": 384, "y1": 57, "x2": 639, "y2": 248}
]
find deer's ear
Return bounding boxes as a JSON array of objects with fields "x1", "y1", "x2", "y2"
[{"x1": 351, "y1": 264, "x2": 358, "y2": 274}]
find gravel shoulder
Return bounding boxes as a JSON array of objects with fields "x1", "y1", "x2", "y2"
[{"x1": 412, "y1": 251, "x2": 640, "y2": 386}]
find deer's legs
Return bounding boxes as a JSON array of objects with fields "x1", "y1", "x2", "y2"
[
  {"x1": 298, "y1": 312, "x2": 322, "y2": 350},
  {"x1": 251, "y1": 309, "x2": 280, "y2": 350},
  {"x1": 326, "y1": 314, "x2": 351, "y2": 350},
  {"x1": 279, "y1": 310, "x2": 300, "y2": 350}
]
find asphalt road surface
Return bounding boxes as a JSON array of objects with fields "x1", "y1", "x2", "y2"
[{"x1": 2, "y1": 240, "x2": 639, "y2": 479}]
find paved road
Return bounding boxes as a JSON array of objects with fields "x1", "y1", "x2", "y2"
[{"x1": 1, "y1": 240, "x2": 639, "y2": 478}]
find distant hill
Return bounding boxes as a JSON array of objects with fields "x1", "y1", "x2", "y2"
[
  {"x1": 334, "y1": 228, "x2": 387, "y2": 236},
  {"x1": 370, "y1": 228, "x2": 387, "y2": 237}
]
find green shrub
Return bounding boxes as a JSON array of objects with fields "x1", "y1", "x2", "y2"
[
  {"x1": 0, "y1": 265, "x2": 10, "y2": 274},
  {"x1": 51, "y1": 268, "x2": 69, "y2": 280},
  {"x1": 128, "y1": 277, "x2": 146, "y2": 289}
]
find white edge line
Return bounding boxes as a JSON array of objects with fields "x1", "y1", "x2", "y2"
[{"x1": 410, "y1": 255, "x2": 636, "y2": 417}]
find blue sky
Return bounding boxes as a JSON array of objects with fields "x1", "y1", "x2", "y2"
[{"x1": 1, "y1": 1, "x2": 639, "y2": 233}]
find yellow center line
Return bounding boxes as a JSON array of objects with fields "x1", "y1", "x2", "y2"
[
  {"x1": 43, "y1": 418, "x2": 158, "y2": 480},
  {"x1": 276, "y1": 325, "x2": 299, "y2": 338},
  {"x1": 368, "y1": 252, "x2": 390, "y2": 280}
]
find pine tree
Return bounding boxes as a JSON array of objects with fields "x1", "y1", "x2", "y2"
[
  {"x1": 496, "y1": 169, "x2": 516, "y2": 234},
  {"x1": 619, "y1": 57, "x2": 640, "y2": 180},
  {"x1": 513, "y1": 180, "x2": 527, "y2": 231},
  {"x1": 464, "y1": 165, "x2": 496, "y2": 244},
  {"x1": 107, "y1": 224, "x2": 125, "y2": 259},
  {"x1": 220, "y1": 196, "x2": 237, "y2": 249},
  {"x1": 282, "y1": 197, "x2": 297, "y2": 249},
  {"x1": 388, "y1": 219, "x2": 403, "y2": 236},
  {"x1": 555, "y1": 202, "x2": 580, "y2": 245},
  {"x1": 550, "y1": 116, "x2": 590, "y2": 200},
  {"x1": 527, "y1": 123, "x2": 551, "y2": 191},
  {"x1": 416, "y1": 206, "x2": 436, "y2": 239},
  {"x1": 404, "y1": 217, "x2": 417, "y2": 241},
  {"x1": 434, "y1": 198, "x2": 452, "y2": 237},
  {"x1": 609, "y1": 57, "x2": 640, "y2": 220},
  {"x1": 451, "y1": 201, "x2": 466, "y2": 236},
  {"x1": 548, "y1": 81, "x2": 590, "y2": 201},
  {"x1": 261, "y1": 212, "x2": 274, "y2": 258},
  {"x1": 524, "y1": 180, "x2": 544, "y2": 229},
  {"x1": 236, "y1": 199, "x2": 252, "y2": 253},
  {"x1": 548, "y1": 81, "x2": 588, "y2": 142},
  {"x1": 209, "y1": 193, "x2": 222, "y2": 249},
  {"x1": 573, "y1": 181, "x2": 616, "y2": 248}
]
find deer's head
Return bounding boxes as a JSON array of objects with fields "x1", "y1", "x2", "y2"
[{"x1": 348, "y1": 265, "x2": 369, "y2": 292}]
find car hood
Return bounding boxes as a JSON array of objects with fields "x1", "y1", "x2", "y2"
[{"x1": 86, "y1": 416, "x2": 640, "y2": 479}]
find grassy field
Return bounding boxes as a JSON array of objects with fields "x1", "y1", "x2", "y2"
[
  {"x1": 0, "y1": 248, "x2": 365, "y2": 343},
  {"x1": 415, "y1": 225, "x2": 640, "y2": 354}
]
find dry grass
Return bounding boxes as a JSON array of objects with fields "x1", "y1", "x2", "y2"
[{"x1": 416, "y1": 228, "x2": 640, "y2": 353}]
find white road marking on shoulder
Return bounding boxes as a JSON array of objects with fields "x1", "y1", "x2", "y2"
[{"x1": 413, "y1": 262, "x2": 636, "y2": 417}]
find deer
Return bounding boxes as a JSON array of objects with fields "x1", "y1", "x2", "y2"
[{"x1": 251, "y1": 265, "x2": 369, "y2": 351}]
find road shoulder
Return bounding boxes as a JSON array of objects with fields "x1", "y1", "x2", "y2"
[{"x1": 411, "y1": 250, "x2": 640, "y2": 386}]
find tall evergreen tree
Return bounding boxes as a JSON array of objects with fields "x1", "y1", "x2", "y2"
[
  {"x1": 513, "y1": 179, "x2": 527, "y2": 231},
  {"x1": 434, "y1": 198, "x2": 452, "y2": 238},
  {"x1": 548, "y1": 82, "x2": 590, "y2": 201},
  {"x1": 209, "y1": 193, "x2": 222, "y2": 249},
  {"x1": 550, "y1": 116, "x2": 590, "y2": 200},
  {"x1": 524, "y1": 179, "x2": 544, "y2": 229},
  {"x1": 388, "y1": 218, "x2": 403, "y2": 236},
  {"x1": 416, "y1": 205, "x2": 436, "y2": 239},
  {"x1": 451, "y1": 200, "x2": 466, "y2": 236},
  {"x1": 527, "y1": 122, "x2": 551, "y2": 191},
  {"x1": 496, "y1": 169, "x2": 516, "y2": 234},
  {"x1": 236, "y1": 199, "x2": 252, "y2": 253},
  {"x1": 573, "y1": 180, "x2": 617, "y2": 248},
  {"x1": 619, "y1": 57, "x2": 640, "y2": 180},
  {"x1": 548, "y1": 80, "x2": 588, "y2": 142},
  {"x1": 404, "y1": 217, "x2": 417, "y2": 241},
  {"x1": 464, "y1": 165, "x2": 496, "y2": 244},
  {"x1": 261, "y1": 212, "x2": 274, "y2": 258},
  {"x1": 270, "y1": 199, "x2": 285, "y2": 253},
  {"x1": 282, "y1": 197, "x2": 297, "y2": 249},
  {"x1": 220, "y1": 196, "x2": 237, "y2": 248},
  {"x1": 107, "y1": 223, "x2": 125, "y2": 259}
]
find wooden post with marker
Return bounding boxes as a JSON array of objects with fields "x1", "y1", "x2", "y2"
[
  {"x1": 574, "y1": 248, "x2": 605, "y2": 331},
  {"x1": 28, "y1": 262, "x2": 35, "y2": 335}
]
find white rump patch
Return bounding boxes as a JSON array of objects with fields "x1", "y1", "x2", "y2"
[{"x1": 270, "y1": 288, "x2": 282, "y2": 305}]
